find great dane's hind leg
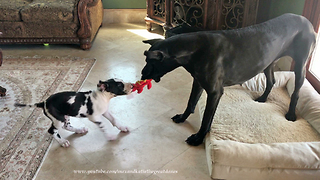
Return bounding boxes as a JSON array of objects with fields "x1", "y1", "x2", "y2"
[
  {"x1": 255, "y1": 63, "x2": 275, "y2": 102},
  {"x1": 285, "y1": 62, "x2": 305, "y2": 121},
  {"x1": 186, "y1": 87, "x2": 223, "y2": 146},
  {"x1": 285, "y1": 32, "x2": 315, "y2": 121},
  {"x1": 172, "y1": 79, "x2": 204, "y2": 123},
  {"x1": 62, "y1": 116, "x2": 88, "y2": 134}
]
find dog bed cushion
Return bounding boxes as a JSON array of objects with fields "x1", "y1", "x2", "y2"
[
  {"x1": 242, "y1": 72, "x2": 320, "y2": 135},
  {"x1": 198, "y1": 71, "x2": 320, "y2": 179},
  {"x1": 208, "y1": 140, "x2": 320, "y2": 180},
  {"x1": 199, "y1": 74, "x2": 320, "y2": 144}
]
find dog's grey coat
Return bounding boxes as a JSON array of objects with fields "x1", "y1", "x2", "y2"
[{"x1": 141, "y1": 13, "x2": 316, "y2": 146}]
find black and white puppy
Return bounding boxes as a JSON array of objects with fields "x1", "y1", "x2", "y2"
[{"x1": 15, "y1": 79, "x2": 133, "y2": 147}]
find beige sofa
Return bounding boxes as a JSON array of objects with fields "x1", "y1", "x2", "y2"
[
  {"x1": 198, "y1": 72, "x2": 320, "y2": 180},
  {"x1": 0, "y1": 0, "x2": 103, "y2": 50}
]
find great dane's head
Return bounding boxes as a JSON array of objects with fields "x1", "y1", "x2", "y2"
[
  {"x1": 97, "y1": 78, "x2": 133, "y2": 96},
  {"x1": 141, "y1": 39, "x2": 181, "y2": 82}
]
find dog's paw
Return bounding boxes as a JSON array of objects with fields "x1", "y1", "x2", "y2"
[
  {"x1": 75, "y1": 127, "x2": 88, "y2": 134},
  {"x1": 105, "y1": 134, "x2": 117, "y2": 141},
  {"x1": 255, "y1": 96, "x2": 267, "y2": 102},
  {"x1": 117, "y1": 126, "x2": 129, "y2": 132},
  {"x1": 171, "y1": 114, "x2": 186, "y2": 123},
  {"x1": 185, "y1": 133, "x2": 204, "y2": 146},
  {"x1": 59, "y1": 139, "x2": 70, "y2": 148},
  {"x1": 285, "y1": 112, "x2": 297, "y2": 122}
]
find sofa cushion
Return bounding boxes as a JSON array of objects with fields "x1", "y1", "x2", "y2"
[
  {"x1": 21, "y1": 0, "x2": 76, "y2": 23},
  {"x1": 0, "y1": 21, "x2": 79, "y2": 38},
  {"x1": 0, "y1": 0, "x2": 32, "y2": 22}
]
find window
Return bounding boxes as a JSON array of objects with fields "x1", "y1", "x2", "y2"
[
  {"x1": 309, "y1": 28, "x2": 320, "y2": 79},
  {"x1": 303, "y1": 0, "x2": 320, "y2": 93}
]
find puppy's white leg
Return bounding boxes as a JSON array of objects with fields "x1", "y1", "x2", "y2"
[
  {"x1": 88, "y1": 116, "x2": 117, "y2": 140},
  {"x1": 62, "y1": 116, "x2": 88, "y2": 134},
  {"x1": 44, "y1": 108, "x2": 70, "y2": 148},
  {"x1": 48, "y1": 119, "x2": 70, "y2": 148},
  {"x1": 103, "y1": 111, "x2": 129, "y2": 132}
]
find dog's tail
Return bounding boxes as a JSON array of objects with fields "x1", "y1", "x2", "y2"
[{"x1": 14, "y1": 102, "x2": 44, "y2": 108}]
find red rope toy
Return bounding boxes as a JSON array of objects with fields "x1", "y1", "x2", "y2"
[{"x1": 132, "y1": 79, "x2": 152, "y2": 94}]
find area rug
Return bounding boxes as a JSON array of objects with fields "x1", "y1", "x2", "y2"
[{"x1": 0, "y1": 56, "x2": 96, "y2": 180}]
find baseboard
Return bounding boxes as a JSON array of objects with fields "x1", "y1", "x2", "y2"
[{"x1": 103, "y1": 9, "x2": 146, "y2": 24}]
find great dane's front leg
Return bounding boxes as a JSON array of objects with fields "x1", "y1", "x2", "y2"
[
  {"x1": 186, "y1": 88, "x2": 223, "y2": 146},
  {"x1": 172, "y1": 78, "x2": 204, "y2": 123},
  {"x1": 103, "y1": 111, "x2": 129, "y2": 132}
]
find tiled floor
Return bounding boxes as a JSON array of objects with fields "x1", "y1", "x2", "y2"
[{"x1": 0, "y1": 23, "x2": 211, "y2": 180}]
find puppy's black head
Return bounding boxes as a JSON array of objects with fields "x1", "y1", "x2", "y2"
[
  {"x1": 141, "y1": 39, "x2": 180, "y2": 82},
  {"x1": 97, "y1": 79, "x2": 132, "y2": 96}
]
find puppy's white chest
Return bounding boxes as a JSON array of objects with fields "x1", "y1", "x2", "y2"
[{"x1": 90, "y1": 93, "x2": 111, "y2": 115}]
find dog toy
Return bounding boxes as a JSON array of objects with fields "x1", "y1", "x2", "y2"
[{"x1": 132, "y1": 79, "x2": 152, "y2": 94}]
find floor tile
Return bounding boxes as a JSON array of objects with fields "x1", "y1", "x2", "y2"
[{"x1": 0, "y1": 23, "x2": 210, "y2": 180}]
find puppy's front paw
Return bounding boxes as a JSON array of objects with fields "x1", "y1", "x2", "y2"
[
  {"x1": 105, "y1": 134, "x2": 117, "y2": 141},
  {"x1": 171, "y1": 114, "x2": 186, "y2": 123},
  {"x1": 75, "y1": 127, "x2": 88, "y2": 134},
  {"x1": 117, "y1": 126, "x2": 129, "y2": 132},
  {"x1": 185, "y1": 133, "x2": 204, "y2": 146},
  {"x1": 59, "y1": 139, "x2": 70, "y2": 148}
]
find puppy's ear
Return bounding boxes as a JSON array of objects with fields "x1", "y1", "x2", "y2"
[
  {"x1": 142, "y1": 39, "x2": 163, "y2": 45},
  {"x1": 101, "y1": 83, "x2": 109, "y2": 91},
  {"x1": 144, "y1": 50, "x2": 166, "y2": 62}
]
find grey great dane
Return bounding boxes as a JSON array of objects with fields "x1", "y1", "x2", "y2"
[{"x1": 141, "y1": 13, "x2": 317, "y2": 146}]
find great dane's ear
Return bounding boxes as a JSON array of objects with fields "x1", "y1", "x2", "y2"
[
  {"x1": 142, "y1": 39, "x2": 163, "y2": 45},
  {"x1": 144, "y1": 50, "x2": 166, "y2": 61}
]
